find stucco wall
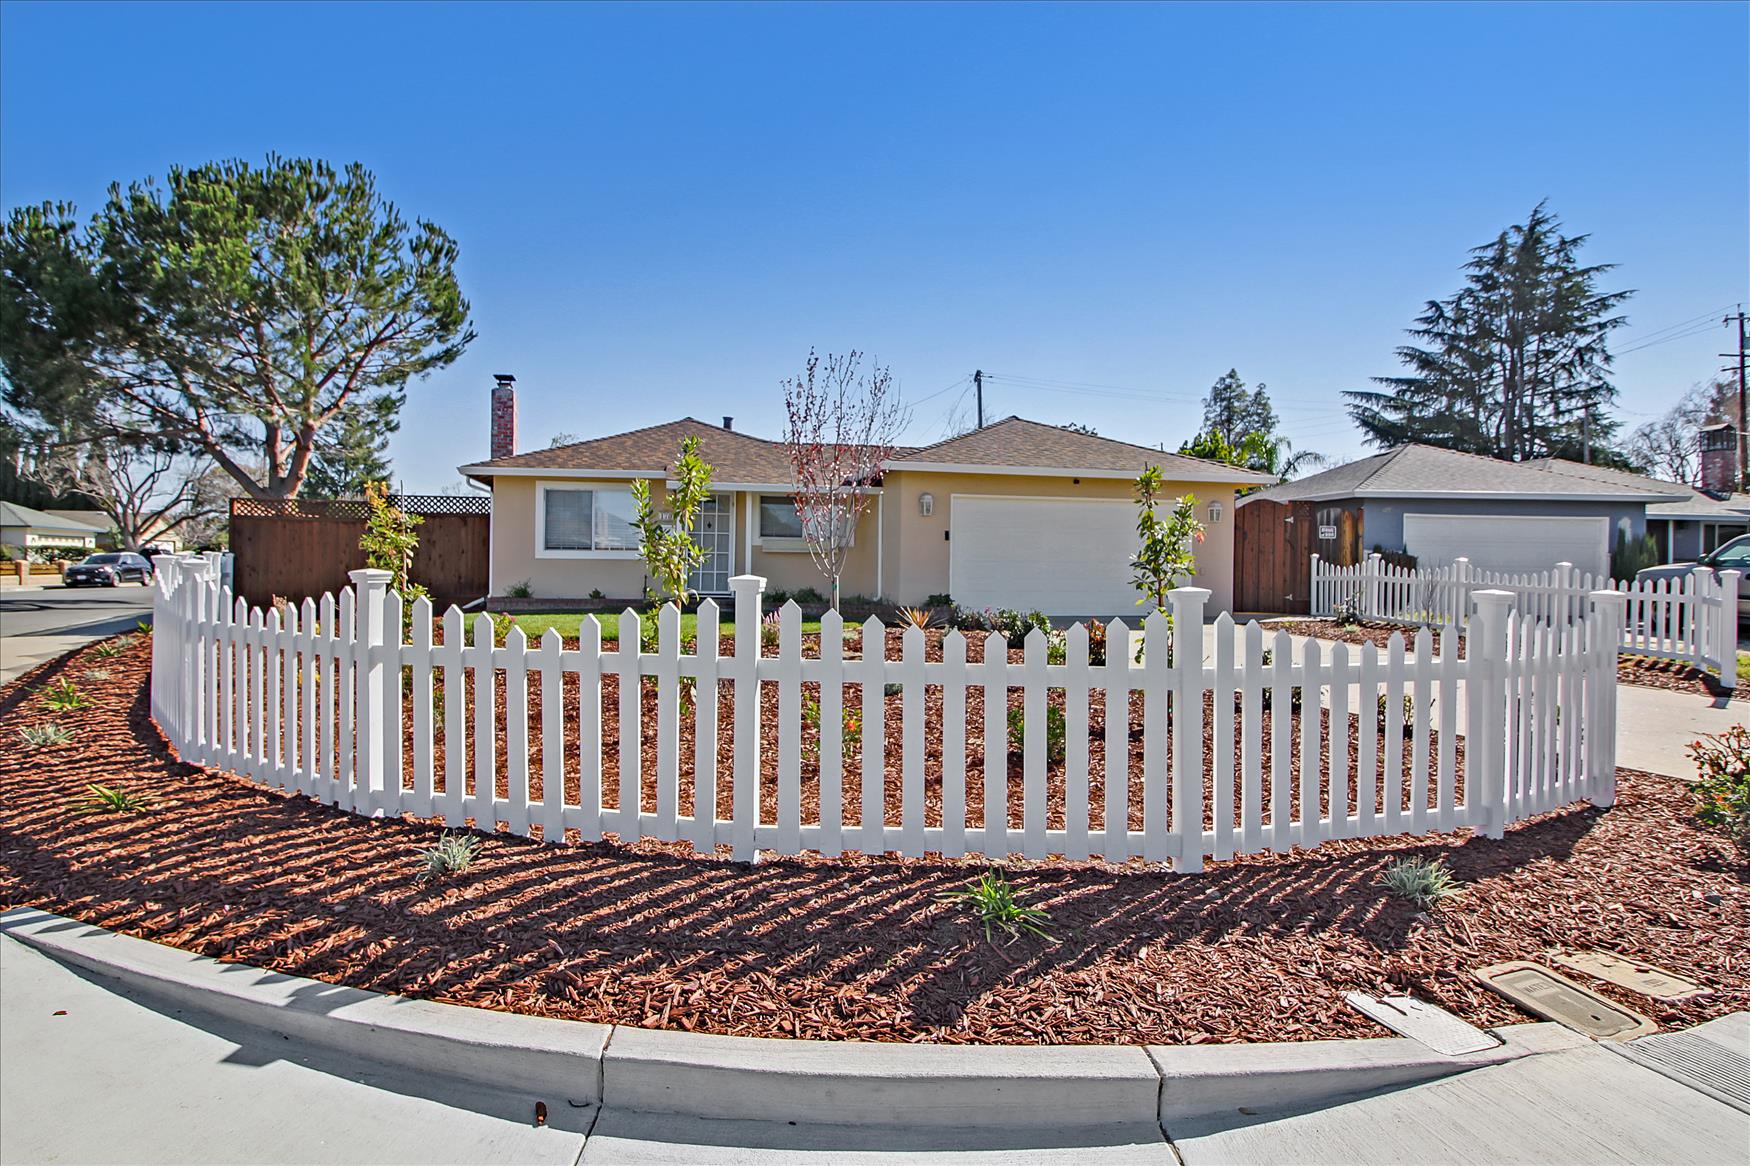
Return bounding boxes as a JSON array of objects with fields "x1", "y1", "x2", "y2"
[
  {"x1": 881, "y1": 469, "x2": 1239, "y2": 613},
  {"x1": 490, "y1": 478, "x2": 883, "y2": 602},
  {"x1": 1362, "y1": 498, "x2": 1647, "y2": 558}
]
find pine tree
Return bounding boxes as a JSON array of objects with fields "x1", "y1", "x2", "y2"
[
  {"x1": 1200, "y1": 370, "x2": 1277, "y2": 446},
  {"x1": 1345, "y1": 202, "x2": 1631, "y2": 462}
]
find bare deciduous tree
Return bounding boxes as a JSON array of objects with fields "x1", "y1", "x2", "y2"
[
  {"x1": 780, "y1": 350, "x2": 907, "y2": 610},
  {"x1": 23, "y1": 441, "x2": 223, "y2": 550},
  {"x1": 1627, "y1": 377, "x2": 1740, "y2": 485}
]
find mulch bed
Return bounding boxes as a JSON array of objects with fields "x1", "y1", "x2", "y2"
[
  {"x1": 1284, "y1": 619, "x2": 1746, "y2": 702},
  {"x1": 1, "y1": 635, "x2": 1744, "y2": 1046}
]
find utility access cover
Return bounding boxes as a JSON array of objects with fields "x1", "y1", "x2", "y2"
[
  {"x1": 1548, "y1": 950, "x2": 1706, "y2": 1001},
  {"x1": 1344, "y1": 992, "x2": 1501, "y2": 1056},
  {"x1": 1474, "y1": 961, "x2": 1656, "y2": 1042}
]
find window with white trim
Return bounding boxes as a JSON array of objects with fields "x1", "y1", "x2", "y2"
[
  {"x1": 758, "y1": 494, "x2": 856, "y2": 546},
  {"x1": 540, "y1": 486, "x2": 638, "y2": 553}
]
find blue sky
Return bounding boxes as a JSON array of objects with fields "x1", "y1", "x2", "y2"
[{"x1": 2, "y1": 1, "x2": 1745, "y2": 490}]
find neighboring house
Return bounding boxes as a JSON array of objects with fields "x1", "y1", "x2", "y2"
[
  {"x1": 1236, "y1": 443, "x2": 1689, "y2": 579},
  {"x1": 0, "y1": 501, "x2": 101, "y2": 557},
  {"x1": 1644, "y1": 490, "x2": 1750, "y2": 561},
  {"x1": 458, "y1": 389, "x2": 1272, "y2": 614},
  {"x1": 40, "y1": 509, "x2": 184, "y2": 553}
]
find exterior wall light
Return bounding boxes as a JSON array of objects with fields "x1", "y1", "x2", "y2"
[
  {"x1": 1208, "y1": 501, "x2": 1223, "y2": 524},
  {"x1": 919, "y1": 492, "x2": 934, "y2": 517}
]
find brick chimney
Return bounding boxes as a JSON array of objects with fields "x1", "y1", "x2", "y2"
[
  {"x1": 1700, "y1": 421, "x2": 1738, "y2": 494},
  {"x1": 490, "y1": 374, "x2": 517, "y2": 460}
]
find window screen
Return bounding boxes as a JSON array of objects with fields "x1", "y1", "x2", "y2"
[{"x1": 543, "y1": 489, "x2": 594, "y2": 550}]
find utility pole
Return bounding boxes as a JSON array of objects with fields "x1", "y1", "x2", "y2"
[
  {"x1": 973, "y1": 369, "x2": 984, "y2": 430},
  {"x1": 1581, "y1": 403, "x2": 1591, "y2": 465},
  {"x1": 1723, "y1": 308, "x2": 1748, "y2": 492}
]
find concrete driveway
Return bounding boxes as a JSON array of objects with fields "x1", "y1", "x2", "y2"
[{"x1": 0, "y1": 582, "x2": 155, "y2": 683}]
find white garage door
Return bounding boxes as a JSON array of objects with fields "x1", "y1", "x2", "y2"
[
  {"x1": 950, "y1": 496, "x2": 1137, "y2": 615},
  {"x1": 1402, "y1": 514, "x2": 1609, "y2": 578}
]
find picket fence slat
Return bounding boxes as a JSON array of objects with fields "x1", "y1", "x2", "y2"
[{"x1": 146, "y1": 560, "x2": 1631, "y2": 873}]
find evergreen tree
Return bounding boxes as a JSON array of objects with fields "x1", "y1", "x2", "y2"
[
  {"x1": 302, "y1": 399, "x2": 397, "y2": 498},
  {"x1": 1345, "y1": 202, "x2": 1631, "y2": 462},
  {"x1": 1200, "y1": 369, "x2": 1277, "y2": 446}
]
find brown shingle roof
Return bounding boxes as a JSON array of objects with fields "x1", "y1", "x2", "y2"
[
  {"x1": 889, "y1": 416, "x2": 1276, "y2": 483},
  {"x1": 460, "y1": 418, "x2": 798, "y2": 484}
]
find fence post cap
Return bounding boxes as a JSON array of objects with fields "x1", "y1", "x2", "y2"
[
  {"x1": 346, "y1": 568, "x2": 394, "y2": 588},
  {"x1": 1167, "y1": 585, "x2": 1212, "y2": 601},
  {"x1": 1587, "y1": 588, "x2": 1629, "y2": 610},
  {"x1": 1472, "y1": 588, "x2": 1514, "y2": 605},
  {"x1": 727, "y1": 574, "x2": 767, "y2": 593}
]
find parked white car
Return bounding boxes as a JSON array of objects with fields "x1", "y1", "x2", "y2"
[{"x1": 1638, "y1": 533, "x2": 1750, "y2": 624}]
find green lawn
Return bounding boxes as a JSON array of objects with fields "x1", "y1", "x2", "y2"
[
  {"x1": 1739, "y1": 650, "x2": 1749, "y2": 689},
  {"x1": 510, "y1": 611, "x2": 825, "y2": 644}
]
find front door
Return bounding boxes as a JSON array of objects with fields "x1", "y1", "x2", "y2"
[{"x1": 688, "y1": 493, "x2": 733, "y2": 596}]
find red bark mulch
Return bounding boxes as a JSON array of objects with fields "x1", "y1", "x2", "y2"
[{"x1": 1, "y1": 636, "x2": 1744, "y2": 1046}]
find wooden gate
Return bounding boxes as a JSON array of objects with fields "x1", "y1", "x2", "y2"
[
  {"x1": 230, "y1": 495, "x2": 490, "y2": 606},
  {"x1": 1234, "y1": 499, "x2": 1364, "y2": 613}
]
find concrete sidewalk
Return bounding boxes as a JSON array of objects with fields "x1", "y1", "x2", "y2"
[{"x1": 4, "y1": 927, "x2": 1745, "y2": 1165}]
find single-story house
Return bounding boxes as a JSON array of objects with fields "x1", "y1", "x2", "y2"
[
  {"x1": 1236, "y1": 443, "x2": 1691, "y2": 579},
  {"x1": 458, "y1": 402, "x2": 1273, "y2": 615},
  {"x1": 39, "y1": 508, "x2": 183, "y2": 553},
  {"x1": 0, "y1": 501, "x2": 101, "y2": 557}
]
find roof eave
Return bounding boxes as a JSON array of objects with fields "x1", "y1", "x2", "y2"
[{"x1": 886, "y1": 460, "x2": 1275, "y2": 485}]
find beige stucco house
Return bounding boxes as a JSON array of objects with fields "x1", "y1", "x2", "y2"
[{"x1": 459, "y1": 413, "x2": 1272, "y2": 616}]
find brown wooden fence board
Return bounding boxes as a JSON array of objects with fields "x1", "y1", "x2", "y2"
[{"x1": 230, "y1": 497, "x2": 489, "y2": 606}]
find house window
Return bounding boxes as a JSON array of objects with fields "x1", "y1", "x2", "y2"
[
  {"x1": 759, "y1": 495, "x2": 804, "y2": 540},
  {"x1": 758, "y1": 494, "x2": 856, "y2": 546},
  {"x1": 540, "y1": 486, "x2": 638, "y2": 553}
]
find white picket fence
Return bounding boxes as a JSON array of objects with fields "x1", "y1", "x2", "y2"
[
  {"x1": 1311, "y1": 554, "x2": 1739, "y2": 689},
  {"x1": 148, "y1": 553, "x2": 1625, "y2": 872}
]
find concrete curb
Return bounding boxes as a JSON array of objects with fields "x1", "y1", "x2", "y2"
[{"x1": 1, "y1": 906, "x2": 1581, "y2": 1131}]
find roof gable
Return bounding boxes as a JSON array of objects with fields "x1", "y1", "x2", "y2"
[
  {"x1": 1241, "y1": 443, "x2": 1685, "y2": 504},
  {"x1": 888, "y1": 416, "x2": 1275, "y2": 483},
  {"x1": 460, "y1": 417, "x2": 796, "y2": 484}
]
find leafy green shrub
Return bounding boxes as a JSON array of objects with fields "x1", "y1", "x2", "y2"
[
  {"x1": 507, "y1": 579, "x2": 533, "y2": 599},
  {"x1": 791, "y1": 586, "x2": 825, "y2": 606},
  {"x1": 489, "y1": 612, "x2": 515, "y2": 646},
  {"x1": 1007, "y1": 703, "x2": 1067, "y2": 763},
  {"x1": 1377, "y1": 694, "x2": 1418, "y2": 734},
  {"x1": 17, "y1": 723, "x2": 75, "y2": 749},
  {"x1": 1380, "y1": 856, "x2": 1459, "y2": 908},
  {"x1": 418, "y1": 832, "x2": 484, "y2": 882},
  {"x1": 1610, "y1": 530, "x2": 1660, "y2": 582},
  {"x1": 924, "y1": 593, "x2": 954, "y2": 609},
  {"x1": 802, "y1": 694, "x2": 862, "y2": 753},
  {"x1": 949, "y1": 605, "x2": 989, "y2": 632},
  {"x1": 988, "y1": 608, "x2": 1050, "y2": 648},
  {"x1": 937, "y1": 869, "x2": 1052, "y2": 943},
  {"x1": 588, "y1": 588, "x2": 605, "y2": 601},
  {"x1": 1046, "y1": 630, "x2": 1067, "y2": 665},
  {"x1": 1685, "y1": 725, "x2": 1750, "y2": 855},
  {"x1": 766, "y1": 589, "x2": 790, "y2": 607},
  {"x1": 72, "y1": 783, "x2": 155, "y2": 814},
  {"x1": 41, "y1": 679, "x2": 86, "y2": 712}
]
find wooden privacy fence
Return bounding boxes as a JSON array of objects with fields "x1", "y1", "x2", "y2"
[
  {"x1": 228, "y1": 495, "x2": 490, "y2": 607},
  {"x1": 1310, "y1": 554, "x2": 1739, "y2": 689},
  {"x1": 150, "y1": 557, "x2": 1625, "y2": 873}
]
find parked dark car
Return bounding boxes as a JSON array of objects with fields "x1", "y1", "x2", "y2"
[{"x1": 63, "y1": 552, "x2": 154, "y2": 587}]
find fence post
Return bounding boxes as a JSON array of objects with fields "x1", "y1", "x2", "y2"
[
  {"x1": 1365, "y1": 552, "x2": 1384, "y2": 620},
  {"x1": 1553, "y1": 562, "x2": 1573, "y2": 626},
  {"x1": 1717, "y1": 571, "x2": 1739, "y2": 691},
  {"x1": 1586, "y1": 589, "x2": 1627, "y2": 806},
  {"x1": 1309, "y1": 553, "x2": 1321, "y2": 615},
  {"x1": 1452, "y1": 558, "x2": 1471, "y2": 629},
  {"x1": 348, "y1": 568, "x2": 392, "y2": 817},
  {"x1": 1469, "y1": 589, "x2": 1513, "y2": 840},
  {"x1": 729, "y1": 574, "x2": 766, "y2": 863},
  {"x1": 1169, "y1": 587, "x2": 1211, "y2": 872}
]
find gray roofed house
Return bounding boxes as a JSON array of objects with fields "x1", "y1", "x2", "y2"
[
  {"x1": 0, "y1": 501, "x2": 102, "y2": 556},
  {"x1": 1237, "y1": 443, "x2": 1690, "y2": 581}
]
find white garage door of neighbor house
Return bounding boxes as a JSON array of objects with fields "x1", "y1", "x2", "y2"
[
  {"x1": 1402, "y1": 514, "x2": 1610, "y2": 578},
  {"x1": 950, "y1": 496, "x2": 1138, "y2": 616}
]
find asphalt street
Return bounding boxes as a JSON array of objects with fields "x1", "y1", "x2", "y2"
[{"x1": 0, "y1": 582, "x2": 155, "y2": 683}]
